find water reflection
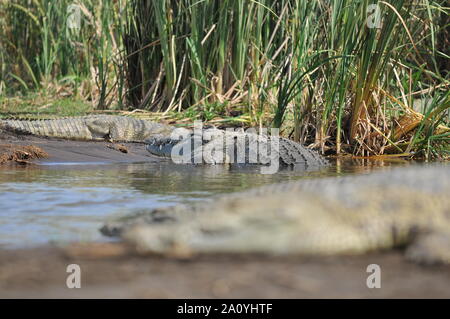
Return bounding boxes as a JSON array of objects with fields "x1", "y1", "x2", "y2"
[{"x1": 0, "y1": 158, "x2": 410, "y2": 248}]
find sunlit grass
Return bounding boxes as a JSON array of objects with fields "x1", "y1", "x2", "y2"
[
  {"x1": 0, "y1": 0, "x2": 448, "y2": 158},
  {"x1": 0, "y1": 94, "x2": 92, "y2": 118}
]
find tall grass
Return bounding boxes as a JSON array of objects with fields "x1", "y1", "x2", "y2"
[
  {"x1": 0, "y1": 0, "x2": 448, "y2": 158},
  {"x1": 0, "y1": 0, "x2": 125, "y2": 108}
]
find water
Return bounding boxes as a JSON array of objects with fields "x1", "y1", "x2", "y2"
[{"x1": 0, "y1": 160, "x2": 406, "y2": 249}]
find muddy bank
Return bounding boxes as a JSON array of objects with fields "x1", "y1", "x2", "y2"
[
  {"x1": 0, "y1": 144, "x2": 48, "y2": 164},
  {"x1": 0, "y1": 244, "x2": 449, "y2": 298},
  {"x1": 0, "y1": 130, "x2": 161, "y2": 164}
]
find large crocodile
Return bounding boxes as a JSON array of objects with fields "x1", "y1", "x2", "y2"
[
  {"x1": 0, "y1": 115, "x2": 173, "y2": 142},
  {"x1": 101, "y1": 165, "x2": 450, "y2": 264},
  {"x1": 0, "y1": 115, "x2": 327, "y2": 168},
  {"x1": 146, "y1": 127, "x2": 327, "y2": 168}
]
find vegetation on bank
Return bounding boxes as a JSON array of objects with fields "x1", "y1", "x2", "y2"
[
  {"x1": 0, "y1": 144, "x2": 48, "y2": 164},
  {"x1": 0, "y1": 0, "x2": 448, "y2": 159}
]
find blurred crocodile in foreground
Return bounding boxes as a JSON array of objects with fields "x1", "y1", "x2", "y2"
[
  {"x1": 101, "y1": 165, "x2": 450, "y2": 264},
  {"x1": 0, "y1": 115, "x2": 327, "y2": 168}
]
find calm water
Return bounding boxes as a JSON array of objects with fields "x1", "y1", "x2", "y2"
[{"x1": 0, "y1": 159, "x2": 407, "y2": 249}]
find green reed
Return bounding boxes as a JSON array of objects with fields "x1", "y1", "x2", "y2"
[{"x1": 0, "y1": 0, "x2": 448, "y2": 157}]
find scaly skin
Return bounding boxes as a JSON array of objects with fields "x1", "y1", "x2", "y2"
[
  {"x1": 1, "y1": 115, "x2": 328, "y2": 167},
  {"x1": 0, "y1": 115, "x2": 174, "y2": 142},
  {"x1": 102, "y1": 165, "x2": 450, "y2": 264},
  {"x1": 146, "y1": 128, "x2": 328, "y2": 167}
]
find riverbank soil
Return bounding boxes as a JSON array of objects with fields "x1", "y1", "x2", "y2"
[
  {"x1": 0, "y1": 130, "x2": 161, "y2": 164},
  {"x1": 0, "y1": 243, "x2": 449, "y2": 298}
]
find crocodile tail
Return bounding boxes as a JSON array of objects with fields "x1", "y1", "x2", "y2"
[
  {"x1": 0, "y1": 119, "x2": 36, "y2": 135},
  {"x1": 0, "y1": 119, "x2": 64, "y2": 137}
]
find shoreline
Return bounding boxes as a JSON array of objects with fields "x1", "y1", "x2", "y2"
[
  {"x1": 0, "y1": 130, "x2": 163, "y2": 165},
  {"x1": 1, "y1": 131, "x2": 449, "y2": 298}
]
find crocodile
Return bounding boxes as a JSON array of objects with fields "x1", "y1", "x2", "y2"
[
  {"x1": 0, "y1": 115, "x2": 328, "y2": 168},
  {"x1": 146, "y1": 127, "x2": 327, "y2": 169},
  {"x1": 0, "y1": 115, "x2": 174, "y2": 142},
  {"x1": 101, "y1": 165, "x2": 450, "y2": 264}
]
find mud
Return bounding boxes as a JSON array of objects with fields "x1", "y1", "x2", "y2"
[
  {"x1": 0, "y1": 130, "x2": 161, "y2": 164},
  {"x1": 0, "y1": 243, "x2": 449, "y2": 298}
]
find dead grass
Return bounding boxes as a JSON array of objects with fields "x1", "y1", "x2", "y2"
[{"x1": 0, "y1": 144, "x2": 48, "y2": 165}]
